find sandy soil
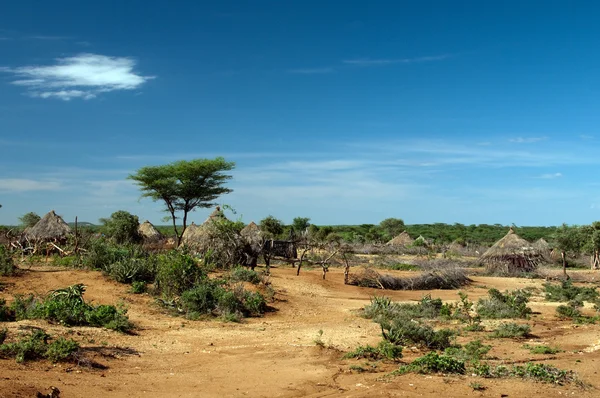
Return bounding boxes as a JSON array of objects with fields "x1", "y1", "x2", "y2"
[{"x1": 1, "y1": 264, "x2": 600, "y2": 397}]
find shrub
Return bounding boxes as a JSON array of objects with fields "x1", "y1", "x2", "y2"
[
  {"x1": 0, "y1": 329, "x2": 79, "y2": 363},
  {"x1": 0, "y1": 246, "x2": 16, "y2": 276},
  {"x1": 229, "y1": 267, "x2": 261, "y2": 284},
  {"x1": 131, "y1": 281, "x2": 147, "y2": 294},
  {"x1": 0, "y1": 298, "x2": 15, "y2": 321},
  {"x1": 99, "y1": 210, "x2": 142, "y2": 244},
  {"x1": 8, "y1": 284, "x2": 133, "y2": 332},
  {"x1": 523, "y1": 344, "x2": 561, "y2": 355},
  {"x1": 491, "y1": 322, "x2": 531, "y2": 338},
  {"x1": 474, "y1": 362, "x2": 579, "y2": 385},
  {"x1": 155, "y1": 251, "x2": 205, "y2": 299},
  {"x1": 544, "y1": 280, "x2": 598, "y2": 303},
  {"x1": 344, "y1": 340, "x2": 403, "y2": 361},
  {"x1": 556, "y1": 304, "x2": 582, "y2": 320},
  {"x1": 476, "y1": 289, "x2": 531, "y2": 319},
  {"x1": 350, "y1": 267, "x2": 470, "y2": 290},
  {"x1": 179, "y1": 282, "x2": 223, "y2": 317},
  {"x1": 0, "y1": 328, "x2": 6, "y2": 344},
  {"x1": 398, "y1": 352, "x2": 465, "y2": 374},
  {"x1": 107, "y1": 256, "x2": 157, "y2": 284},
  {"x1": 381, "y1": 319, "x2": 454, "y2": 350},
  {"x1": 445, "y1": 340, "x2": 491, "y2": 363}
]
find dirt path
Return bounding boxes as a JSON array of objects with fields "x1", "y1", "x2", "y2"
[{"x1": 2, "y1": 266, "x2": 600, "y2": 397}]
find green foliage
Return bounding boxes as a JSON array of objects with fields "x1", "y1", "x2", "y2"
[
  {"x1": 444, "y1": 340, "x2": 491, "y2": 363},
  {"x1": 476, "y1": 288, "x2": 532, "y2": 319},
  {"x1": 491, "y1": 322, "x2": 531, "y2": 338},
  {"x1": 379, "y1": 218, "x2": 405, "y2": 241},
  {"x1": 291, "y1": 217, "x2": 311, "y2": 233},
  {"x1": 556, "y1": 304, "x2": 582, "y2": 320},
  {"x1": 543, "y1": 280, "x2": 599, "y2": 303},
  {"x1": 84, "y1": 240, "x2": 138, "y2": 271},
  {"x1": 228, "y1": 266, "x2": 261, "y2": 284},
  {"x1": 381, "y1": 319, "x2": 454, "y2": 350},
  {"x1": 523, "y1": 344, "x2": 561, "y2": 355},
  {"x1": 106, "y1": 256, "x2": 157, "y2": 284},
  {"x1": 178, "y1": 281, "x2": 266, "y2": 320},
  {"x1": 397, "y1": 352, "x2": 465, "y2": 375},
  {"x1": 19, "y1": 212, "x2": 41, "y2": 228},
  {"x1": 344, "y1": 340, "x2": 403, "y2": 361},
  {"x1": 155, "y1": 251, "x2": 205, "y2": 299},
  {"x1": 0, "y1": 328, "x2": 6, "y2": 344},
  {"x1": 0, "y1": 246, "x2": 16, "y2": 276},
  {"x1": 128, "y1": 157, "x2": 235, "y2": 244},
  {"x1": 362, "y1": 295, "x2": 449, "y2": 321},
  {"x1": 99, "y1": 210, "x2": 142, "y2": 244},
  {"x1": 473, "y1": 362, "x2": 579, "y2": 385},
  {"x1": 0, "y1": 329, "x2": 79, "y2": 363},
  {"x1": 259, "y1": 215, "x2": 284, "y2": 238},
  {"x1": 7, "y1": 284, "x2": 132, "y2": 332},
  {"x1": 131, "y1": 281, "x2": 147, "y2": 294}
]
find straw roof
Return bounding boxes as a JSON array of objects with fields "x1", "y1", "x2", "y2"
[
  {"x1": 203, "y1": 206, "x2": 226, "y2": 224},
  {"x1": 387, "y1": 231, "x2": 414, "y2": 246},
  {"x1": 480, "y1": 228, "x2": 542, "y2": 273},
  {"x1": 26, "y1": 210, "x2": 72, "y2": 241},
  {"x1": 138, "y1": 220, "x2": 163, "y2": 242},
  {"x1": 180, "y1": 222, "x2": 200, "y2": 247}
]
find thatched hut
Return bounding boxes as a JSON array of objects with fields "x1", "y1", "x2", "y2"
[
  {"x1": 480, "y1": 228, "x2": 542, "y2": 274},
  {"x1": 26, "y1": 210, "x2": 72, "y2": 242},
  {"x1": 138, "y1": 220, "x2": 164, "y2": 243},
  {"x1": 387, "y1": 231, "x2": 414, "y2": 246}
]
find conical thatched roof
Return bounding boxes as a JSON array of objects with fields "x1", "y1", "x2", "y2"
[
  {"x1": 480, "y1": 228, "x2": 542, "y2": 273},
  {"x1": 138, "y1": 220, "x2": 163, "y2": 242},
  {"x1": 387, "y1": 231, "x2": 414, "y2": 246},
  {"x1": 180, "y1": 222, "x2": 200, "y2": 247},
  {"x1": 240, "y1": 221, "x2": 263, "y2": 249},
  {"x1": 26, "y1": 210, "x2": 72, "y2": 241},
  {"x1": 203, "y1": 206, "x2": 226, "y2": 225},
  {"x1": 180, "y1": 207, "x2": 231, "y2": 248}
]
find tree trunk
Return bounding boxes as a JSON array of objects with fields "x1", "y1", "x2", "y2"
[{"x1": 562, "y1": 251, "x2": 567, "y2": 277}]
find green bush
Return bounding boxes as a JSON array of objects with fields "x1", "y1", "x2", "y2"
[
  {"x1": 556, "y1": 304, "x2": 582, "y2": 319},
  {"x1": 229, "y1": 267, "x2": 261, "y2": 284},
  {"x1": 491, "y1": 322, "x2": 531, "y2": 338},
  {"x1": 473, "y1": 362, "x2": 579, "y2": 385},
  {"x1": 0, "y1": 328, "x2": 6, "y2": 344},
  {"x1": 131, "y1": 281, "x2": 147, "y2": 294},
  {"x1": 543, "y1": 280, "x2": 598, "y2": 303},
  {"x1": 8, "y1": 284, "x2": 133, "y2": 332},
  {"x1": 0, "y1": 246, "x2": 16, "y2": 276},
  {"x1": 84, "y1": 240, "x2": 135, "y2": 271},
  {"x1": 0, "y1": 298, "x2": 15, "y2": 321},
  {"x1": 399, "y1": 352, "x2": 465, "y2": 374},
  {"x1": 0, "y1": 329, "x2": 79, "y2": 363},
  {"x1": 445, "y1": 340, "x2": 491, "y2": 362},
  {"x1": 155, "y1": 251, "x2": 205, "y2": 299},
  {"x1": 381, "y1": 318, "x2": 454, "y2": 350},
  {"x1": 180, "y1": 282, "x2": 223, "y2": 317},
  {"x1": 106, "y1": 256, "x2": 157, "y2": 284},
  {"x1": 476, "y1": 288, "x2": 531, "y2": 319},
  {"x1": 344, "y1": 340, "x2": 403, "y2": 361},
  {"x1": 523, "y1": 344, "x2": 561, "y2": 355}
]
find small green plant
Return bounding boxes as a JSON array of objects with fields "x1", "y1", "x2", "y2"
[
  {"x1": 0, "y1": 298, "x2": 15, "y2": 321},
  {"x1": 0, "y1": 246, "x2": 16, "y2": 276},
  {"x1": 491, "y1": 322, "x2": 531, "y2": 339},
  {"x1": 444, "y1": 340, "x2": 491, "y2": 363},
  {"x1": 131, "y1": 281, "x2": 147, "y2": 294},
  {"x1": 523, "y1": 344, "x2": 561, "y2": 355},
  {"x1": 229, "y1": 267, "x2": 261, "y2": 284},
  {"x1": 0, "y1": 329, "x2": 79, "y2": 363},
  {"x1": 314, "y1": 329, "x2": 325, "y2": 347},
  {"x1": 476, "y1": 288, "x2": 532, "y2": 319},
  {"x1": 344, "y1": 340, "x2": 403, "y2": 361},
  {"x1": 380, "y1": 319, "x2": 454, "y2": 350},
  {"x1": 397, "y1": 352, "x2": 465, "y2": 375},
  {"x1": 469, "y1": 382, "x2": 486, "y2": 391},
  {"x1": 155, "y1": 251, "x2": 205, "y2": 299}
]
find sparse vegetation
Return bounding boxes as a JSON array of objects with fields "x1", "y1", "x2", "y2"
[
  {"x1": 476, "y1": 288, "x2": 532, "y2": 319},
  {"x1": 0, "y1": 246, "x2": 16, "y2": 276},
  {"x1": 491, "y1": 322, "x2": 531, "y2": 339},
  {"x1": 523, "y1": 344, "x2": 561, "y2": 355},
  {"x1": 396, "y1": 352, "x2": 465, "y2": 375},
  {"x1": 344, "y1": 340, "x2": 403, "y2": 361},
  {"x1": 0, "y1": 328, "x2": 79, "y2": 363},
  {"x1": 543, "y1": 280, "x2": 599, "y2": 303}
]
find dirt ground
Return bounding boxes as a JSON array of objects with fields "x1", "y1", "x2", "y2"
[{"x1": 2, "y1": 263, "x2": 600, "y2": 398}]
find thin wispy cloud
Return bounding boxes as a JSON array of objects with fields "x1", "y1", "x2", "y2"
[
  {"x1": 287, "y1": 67, "x2": 334, "y2": 74},
  {"x1": 343, "y1": 54, "x2": 450, "y2": 66},
  {"x1": 0, "y1": 53, "x2": 154, "y2": 101},
  {"x1": 538, "y1": 172, "x2": 563, "y2": 179},
  {"x1": 509, "y1": 136, "x2": 548, "y2": 143},
  {"x1": 0, "y1": 178, "x2": 61, "y2": 192}
]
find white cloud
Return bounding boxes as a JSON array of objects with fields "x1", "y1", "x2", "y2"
[
  {"x1": 1, "y1": 53, "x2": 154, "y2": 100},
  {"x1": 539, "y1": 172, "x2": 562, "y2": 179},
  {"x1": 0, "y1": 179, "x2": 61, "y2": 192},
  {"x1": 509, "y1": 137, "x2": 547, "y2": 143},
  {"x1": 343, "y1": 55, "x2": 450, "y2": 66}
]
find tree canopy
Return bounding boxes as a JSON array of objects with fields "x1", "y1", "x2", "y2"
[
  {"x1": 19, "y1": 212, "x2": 41, "y2": 228},
  {"x1": 99, "y1": 210, "x2": 141, "y2": 244},
  {"x1": 128, "y1": 157, "x2": 235, "y2": 245}
]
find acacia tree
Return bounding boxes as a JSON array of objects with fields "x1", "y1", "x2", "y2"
[
  {"x1": 554, "y1": 224, "x2": 583, "y2": 277},
  {"x1": 19, "y1": 212, "x2": 41, "y2": 228},
  {"x1": 379, "y1": 218, "x2": 405, "y2": 240},
  {"x1": 128, "y1": 157, "x2": 235, "y2": 245},
  {"x1": 99, "y1": 210, "x2": 141, "y2": 244}
]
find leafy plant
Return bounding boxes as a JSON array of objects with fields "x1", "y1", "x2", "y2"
[
  {"x1": 544, "y1": 280, "x2": 599, "y2": 303},
  {"x1": 397, "y1": 352, "x2": 465, "y2": 374},
  {"x1": 344, "y1": 340, "x2": 403, "y2": 361},
  {"x1": 476, "y1": 288, "x2": 532, "y2": 319},
  {"x1": 523, "y1": 344, "x2": 561, "y2": 355},
  {"x1": 155, "y1": 251, "x2": 205, "y2": 299},
  {"x1": 229, "y1": 266, "x2": 261, "y2": 284},
  {"x1": 444, "y1": 340, "x2": 491, "y2": 363},
  {"x1": 491, "y1": 322, "x2": 531, "y2": 338},
  {"x1": 0, "y1": 329, "x2": 79, "y2": 363},
  {"x1": 0, "y1": 246, "x2": 16, "y2": 276}
]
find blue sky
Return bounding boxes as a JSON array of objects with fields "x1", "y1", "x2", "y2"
[{"x1": 1, "y1": 1, "x2": 600, "y2": 227}]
